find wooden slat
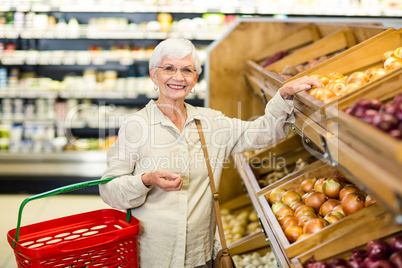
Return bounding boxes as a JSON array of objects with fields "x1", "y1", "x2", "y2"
[
  {"x1": 267, "y1": 27, "x2": 356, "y2": 73},
  {"x1": 233, "y1": 153, "x2": 292, "y2": 267},
  {"x1": 306, "y1": 28, "x2": 402, "y2": 76},
  {"x1": 292, "y1": 209, "x2": 402, "y2": 265},
  {"x1": 326, "y1": 133, "x2": 402, "y2": 215},
  {"x1": 229, "y1": 232, "x2": 269, "y2": 256},
  {"x1": 248, "y1": 134, "x2": 304, "y2": 163},
  {"x1": 288, "y1": 27, "x2": 395, "y2": 81},
  {"x1": 252, "y1": 24, "x2": 320, "y2": 62},
  {"x1": 256, "y1": 149, "x2": 313, "y2": 176}
]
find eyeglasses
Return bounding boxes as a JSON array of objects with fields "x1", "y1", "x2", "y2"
[{"x1": 156, "y1": 65, "x2": 197, "y2": 77}]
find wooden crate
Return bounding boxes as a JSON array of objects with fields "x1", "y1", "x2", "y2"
[
  {"x1": 294, "y1": 28, "x2": 402, "y2": 129},
  {"x1": 267, "y1": 27, "x2": 358, "y2": 74},
  {"x1": 252, "y1": 24, "x2": 321, "y2": 64},
  {"x1": 220, "y1": 194, "x2": 271, "y2": 254},
  {"x1": 245, "y1": 25, "x2": 393, "y2": 103},
  {"x1": 257, "y1": 162, "x2": 388, "y2": 259},
  {"x1": 243, "y1": 134, "x2": 317, "y2": 193},
  {"x1": 244, "y1": 24, "x2": 323, "y2": 98},
  {"x1": 325, "y1": 68, "x2": 402, "y2": 206},
  {"x1": 291, "y1": 227, "x2": 402, "y2": 267}
]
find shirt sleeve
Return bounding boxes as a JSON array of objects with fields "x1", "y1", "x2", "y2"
[
  {"x1": 99, "y1": 116, "x2": 152, "y2": 210},
  {"x1": 218, "y1": 91, "x2": 295, "y2": 157}
]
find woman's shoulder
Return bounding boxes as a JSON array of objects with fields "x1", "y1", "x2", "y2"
[{"x1": 193, "y1": 105, "x2": 224, "y2": 118}]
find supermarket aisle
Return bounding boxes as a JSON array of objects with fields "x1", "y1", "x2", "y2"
[{"x1": 0, "y1": 194, "x2": 110, "y2": 268}]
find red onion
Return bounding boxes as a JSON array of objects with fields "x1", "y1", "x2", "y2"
[
  {"x1": 362, "y1": 109, "x2": 380, "y2": 124},
  {"x1": 350, "y1": 250, "x2": 368, "y2": 262},
  {"x1": 389, "y1": 234, "x2": 402, "y2": 253},
  {"x1": 389, "y1": 251, "x2": 402, "y2": 268},
  {"x1": 369, "y1": 99, "x2": 383, "y2": 110},
  {"x1": 390, "y1": 129, "x2": 402, "y2": 140},
  {"x1": 382, "y1": 103, "x2": 397, "y2": 115},
  {"x1": 328, "y1": 258, "x2": 347, "y2": 268},
  {"x1": 363, "y1": 259, "x2": 393, "y2": 268},
  {"x1": 307, "y1": 256, "x2": 318, "y2": 268},
  {"x1": 393, "y1": 94, "x2": 402, "y2": 106},
  {"x1": 356, "y1": 99, "x2": 373, "y2": 109},
  {"x1": 372, "y1": 114, "x2": 399, "y2": 132},
  {"x1": 366, "y1": 240, "x2": 390, "y2": 260},
  {"x1": 312, "y1": 261, "x2": 330, "y2": 268},
  {"x1": 347, "y1": 258, "x2": 362, "y2": 268}
]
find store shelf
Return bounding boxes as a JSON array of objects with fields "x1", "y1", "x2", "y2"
[
  {"x1": 0, "y1": 27, "x2": 225, "y2": 40},
  {"x1": 0, "y1": 151, "x2": 106, "y2": 177},
  {"x1": 0, "y1": 0, "x2": 401, "y2": 16}
]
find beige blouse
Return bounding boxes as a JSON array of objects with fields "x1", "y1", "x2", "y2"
[{"x1": 99, "y1": 92, "x2": 294, "y2": 267}]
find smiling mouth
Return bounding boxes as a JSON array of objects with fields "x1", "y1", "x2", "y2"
[{"x1": 168, "y1": 84, "x2": 186, "y2": 90}]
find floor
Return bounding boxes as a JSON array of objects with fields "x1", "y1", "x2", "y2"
[{"x1": 0, "y1": 194, "x2": 110, "y2": 268}]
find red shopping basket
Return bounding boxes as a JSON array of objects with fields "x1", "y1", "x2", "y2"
[{"x1": 7, "y1": 178, "x2": 140, "y2": 268}]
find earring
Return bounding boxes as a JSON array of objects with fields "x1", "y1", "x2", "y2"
[{"x1": 154, "y1": 84, "x2": 159, "y2": 91}]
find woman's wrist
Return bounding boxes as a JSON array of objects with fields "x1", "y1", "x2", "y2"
[
  {"x1": 279, "y1": 87, "x2": 294, "y2": 100},
  {"x1": 141, "y1": 173, "x2": 152, "y2": 188}
]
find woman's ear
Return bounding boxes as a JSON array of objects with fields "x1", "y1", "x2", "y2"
[{"x1": 149, "y1": 68, "x2": 158, "y2": 84}]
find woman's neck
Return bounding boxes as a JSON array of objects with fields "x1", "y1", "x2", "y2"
[{"x1": 155, "y1": 99, "x2": 187, "y2": 131}]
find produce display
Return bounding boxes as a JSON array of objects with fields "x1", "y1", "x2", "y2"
[
  {"x1": 305, "y1": 233, "x2": 402, "y2": 268},
  {"x1": 307, "y1": 46, "x2": 402, "y2": 104},
  {"x1": 345, "y1": 94, "x2": 402, "y2": 140},
  {"x1": 258, "y1": 158, "x2": 310, "y2": 188},
  {"x1": 277, "y1": 52, "x2": 340, "y2": 80},
  {"x1": 261, "y1": 51, "x2": 289, "y2": 68},
  {"x1": 221, "y1": 207, "x2": 262, "y2": 245},
  {"x1": 266, "y1": 174, "x2": 376, "y2": 244},
  {"x1": 232, "y1": 251, "x2": 278, "y2": 268}
]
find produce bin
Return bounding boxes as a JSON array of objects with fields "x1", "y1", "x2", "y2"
[
  {"x1": 256, "y1": 162, "x2": 388, "y2": 259},
  {"x1": 244, "y1": 25, "x2": 393, "y2": 102},
  {"x1": 294, "y1": 28, "x2": 402, "y2": 128}
]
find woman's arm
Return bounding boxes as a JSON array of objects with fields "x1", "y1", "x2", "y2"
[{"x1": 223, "y1": 76, "x2": 324, "y2": 155}]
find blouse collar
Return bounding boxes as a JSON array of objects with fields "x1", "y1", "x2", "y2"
[{"x1": 147, "y1": 99, "x2": 203, "y2": 128}]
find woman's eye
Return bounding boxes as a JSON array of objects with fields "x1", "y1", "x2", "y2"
[
  {"x1": 182, "y1": 68, "x2": 193, "y2": 74},
  {"x1": 164, "y1": 66, "x2": 175, "y2": 71}
]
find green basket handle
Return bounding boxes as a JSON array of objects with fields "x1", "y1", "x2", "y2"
[{"x1": 13, "y1": 177, "x2": 131, "y2": 248}]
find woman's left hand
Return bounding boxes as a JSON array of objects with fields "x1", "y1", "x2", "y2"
[{"x1": 279, "y1": 76, "x2": 324, "y2": 100}]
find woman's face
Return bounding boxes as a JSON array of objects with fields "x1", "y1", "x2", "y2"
[{"x1": 150, "y1": 55, "x2": 199, "y2": 103}]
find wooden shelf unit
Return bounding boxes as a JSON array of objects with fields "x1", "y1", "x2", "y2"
[{"x1": 207, "y1": 17, "x2": 402, "y2": 267}]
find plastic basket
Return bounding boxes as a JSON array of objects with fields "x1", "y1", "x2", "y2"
[{"x1": 7, "y1": 178, "x2": 140, "y2": 268}]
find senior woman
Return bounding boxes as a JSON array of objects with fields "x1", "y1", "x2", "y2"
[{"x1": 99, "y1": 37, "x2": 323, "y2": 267}]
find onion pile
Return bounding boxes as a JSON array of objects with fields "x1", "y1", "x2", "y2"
[
  {"x1": 305, "y1": 233, "x2": 402, "y2": 268},
  {"x1": 307, "y1": 46, "x2": 402, "y2": 104},
  {"x1": 267, "y1": 174, "x2": 376, "y2": 244},
  {"x1": 221, "y1": 207, "x2": 262, "y2": 245},
  {"x1": 345, "y1": 94, "x2": 402, "y2": 140}
]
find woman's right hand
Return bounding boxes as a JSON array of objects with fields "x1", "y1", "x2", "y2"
[{"x1": 141, "y1": 170, "x2": 183, "y2": 191}]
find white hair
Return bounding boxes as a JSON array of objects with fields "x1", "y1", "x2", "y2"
[{"x1": 149, "y1": 38, "x2": 202, "y2": 75}]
